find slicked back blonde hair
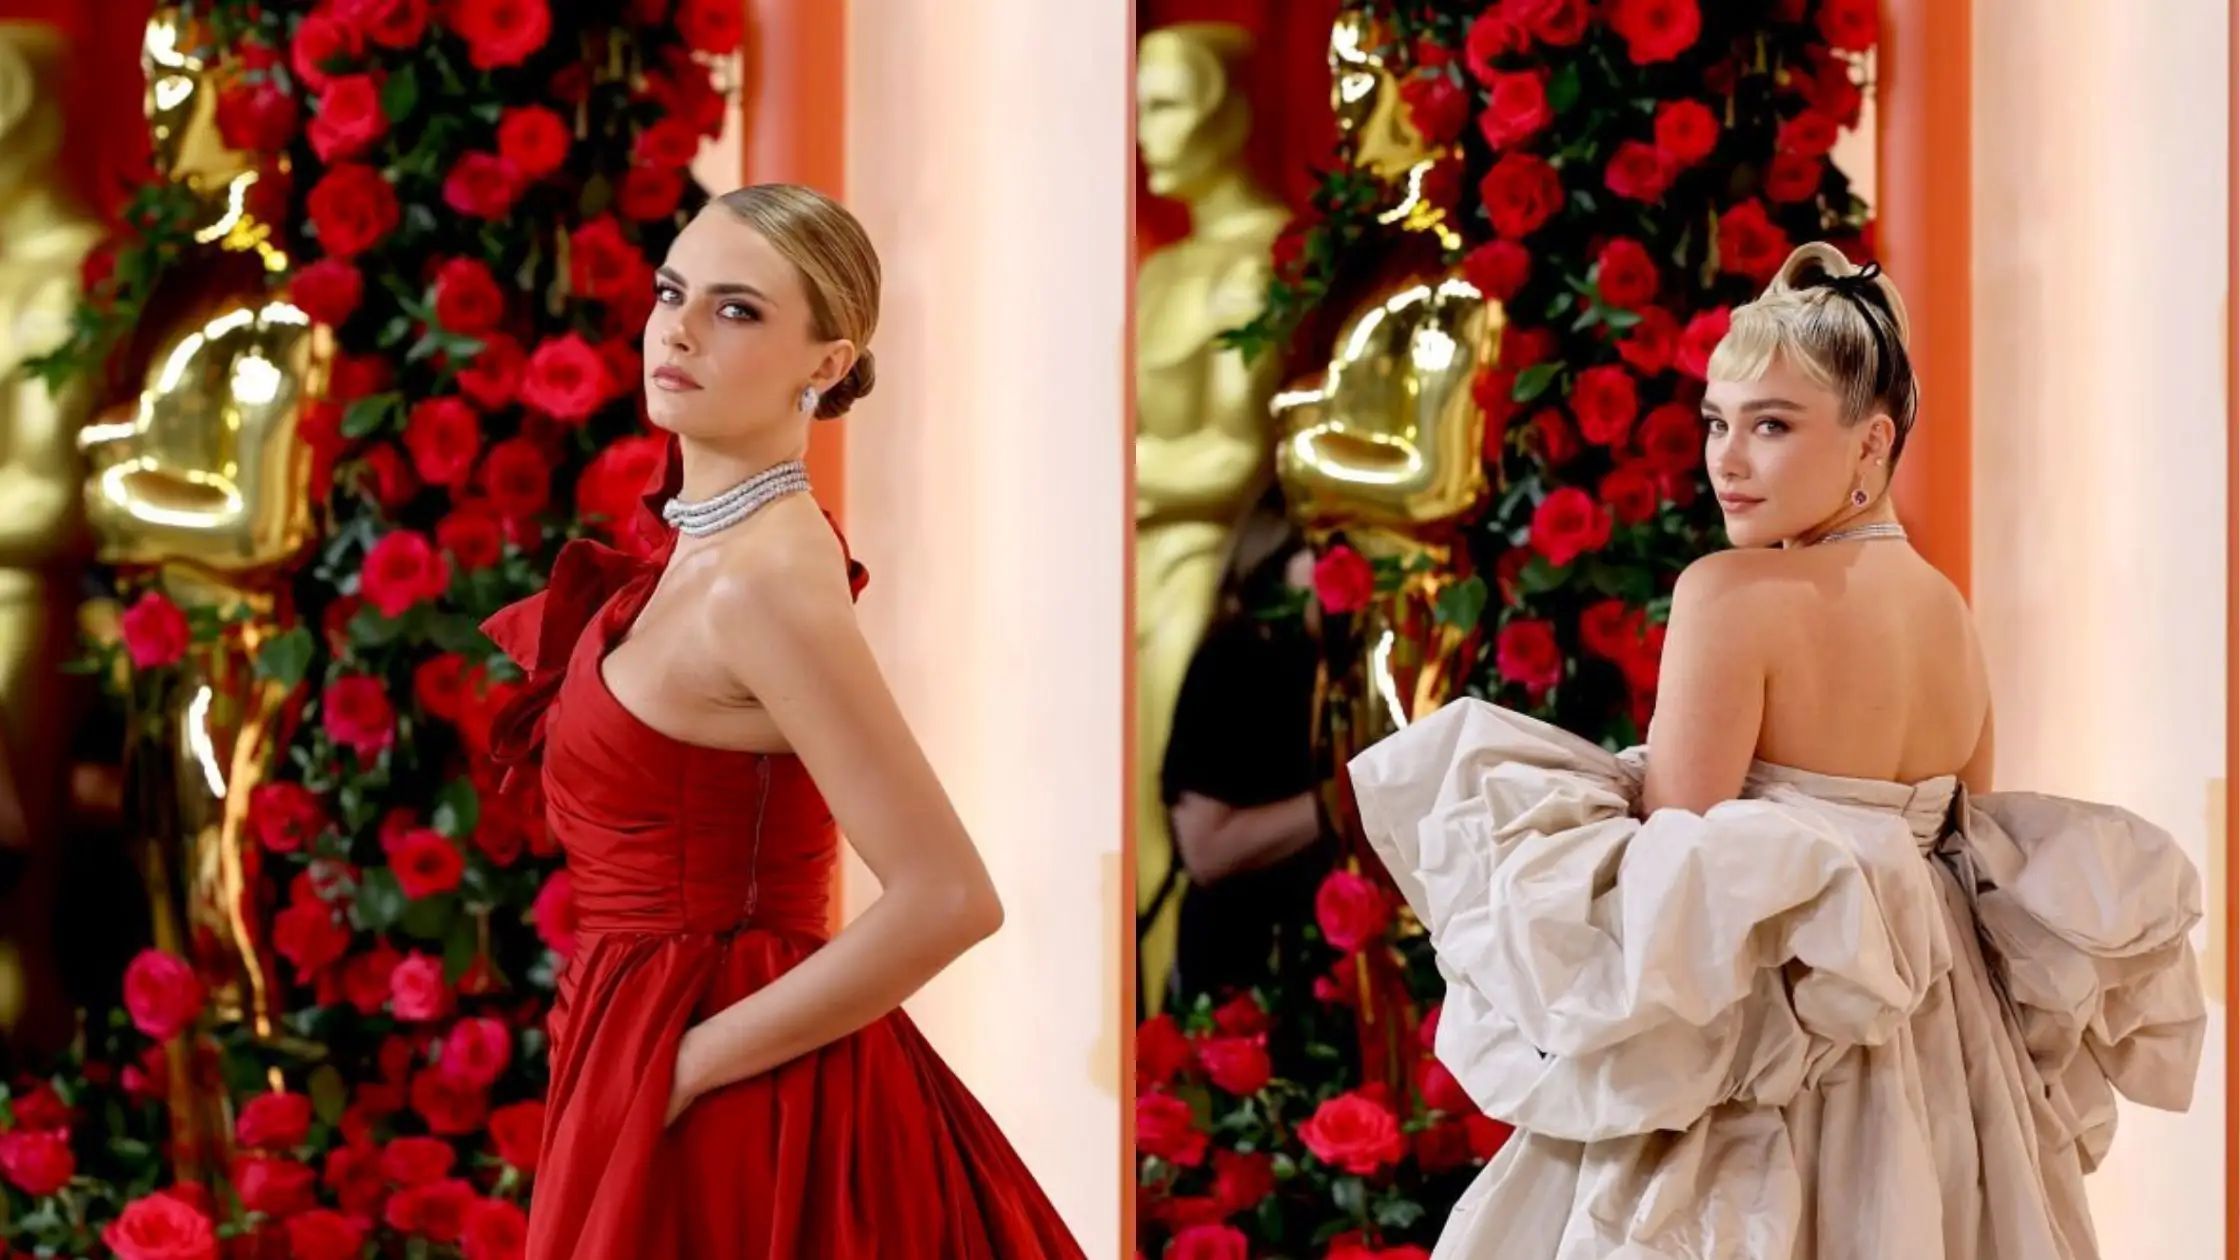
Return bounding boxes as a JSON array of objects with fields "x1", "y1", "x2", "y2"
[
  {"x1": 1706, "y1": 242, "x2": 1920, "y2": 465},
  {"x1": 712, "y1": 183, "x2": 881, "y2": 419}
]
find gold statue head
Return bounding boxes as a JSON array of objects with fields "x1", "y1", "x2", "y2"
[
  {"x1": 1136, "y1": 23, "x2": 1257, "y2": 201},
  {"x1": 0, "y1": 23, "x2": 71, "y2": 201},
  {"x1": 1327, "y1": 9, "x2": 1454, "y2": 247},
  {"x1": 141, "y1": 7, "x2": 257, "y2": 200}
]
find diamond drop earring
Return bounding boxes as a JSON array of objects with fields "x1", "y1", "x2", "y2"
[{"x1": 798, "y1": 385, "x2": 819, "y2": 415}]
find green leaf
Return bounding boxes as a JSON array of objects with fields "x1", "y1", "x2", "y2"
[
  {"x1": 342, "y1": 393, "x2": 397, "y2": 439},
  {"x1": 309, "y1": 1065, "x2": 348, "y2": 1124},
  {"x1": 352, "y1": 867, "x2": 406, "y2": 932},
  {"x1": 433, "y1": 779, "x2": 481, "y2": 840},
  {"x1": 471, "y1": 99, "x2": 504, "y2": 124},
  {"x1": 401, "y1": 890, "x2": 458, "y2": 942},
  {"x1": 1434, "y1": 576, "x2": 1490, "y2": 628},
  {"x1": 1512, "y1": 362, "x2": 1562, "y2": 403},
  {"x1": 254, "y1": 626, "x2": 316, "y2": 688},
  {"x1": 380, "y1": 63, "x2": 420, "y2": 123},
  {"x1": 1518, "y1": 557, "x2": 1571, "y2": 595},
  {"x1": 1332, "y1": 1174, "x2": 1368, "y2": 1218},
  {"x1": 1602, "y1": 306, "x2": 1643, "y2": 330},
  {"x1": 348, "y1": 604, "x2": 405, "y2": 647},
  {"x1": 1548, "y1": 61, "x2": 1583, "y2": 115}
]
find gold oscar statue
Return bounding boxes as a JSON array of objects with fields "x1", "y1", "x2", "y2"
[
  {"x1": 0, "y1": 21, "x2": 102, "y2": 1060},
  {"x1": 1133, "y1": 22, "x2": 1291, "y2": 1015},
  {"x1": 77, "y1": 7, "x2": 328, "y2": 1183},
  {"x1": 1272, "y1": 8, "x2": 1502, "y2": 1089}
]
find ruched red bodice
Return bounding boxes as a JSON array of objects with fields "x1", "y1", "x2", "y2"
[{"x1": 481, "y1": 438, "x2": 1083, "y2": 1260}]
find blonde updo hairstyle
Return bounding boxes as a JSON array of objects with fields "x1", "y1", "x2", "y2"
[
  {"x1": 712, "y1": 183, "x2": 881, "y2": 420},
  {"x1": 1706, "y1": 242, "x2": 1919, "y2": 466}
]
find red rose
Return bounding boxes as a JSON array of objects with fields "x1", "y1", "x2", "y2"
[
  {"x1": 1496, "y1": 619, "x2": 1563, "y2": 694},
  {"x1": 1397, "y1": 75, "x2": 1469, "y2": 147},
  {"x1": 1580, "y1": 599, "x2": 1644, "y2": 661},
  {"x1": 569, "y1": 217, "x2": 648, "y2": 304},
  {"x1": 292, "y1": 258, "x2": 363, "y2": 327},
  {"x1": 1503, "y1": 323, "x2": 1558, "y2": 368},
  {"x1": 1474, "y1": 369, "x2": 1519, "y2": 450},
  {"x1": 338, "y1": 0, "x2": 430, "y2": 48},
  {"x1": 235, "y1": 1091, "x2": 313, "y2": 1151},
  {"x1": 1607, "y1": 0, "x2": 1701, "y2": 64},
  {"x1": 463, "y1": 1198, "x2": 528, "y2": 1260},
  {"x1": 307, "y1": 164, "x2": 400, "y2": 259},
  {"x1": 285, "y1": 1211, "x2": 365, "y2": 1260},
  {"x1": 1136, "y1": 1014, "x2": 1193, "y2": 1088},
  {"x1": 1614, "y1": 307, "x2": 1677, "y2": 376},
  {"x1": 1210, "y1": 1149, "x2": 1275, "y2": 1214},
  {"x1": 455, "y1": 332, "x2": 525, "y2": 410},
  {"x1": 11, "y1": 1082, "x2": 69, "y2": 1130},
  {"x1": 308, "y1": 74, "x2": 387, "y2": 161},
  {"x1": 1777, "y1": 109, "x2": 1840, "y2": 158},
  {"x1": 520, "y1": 334, "x2": 611, "y2": 423},
  {"x1": 402, "y1": 398, "x2": 483, "y2": 490},
  {"x1": 1819, "y1": 0, "x2": 1879, "y2": 52},
  {"x1": 1168, "y1": 1225, "x2": 1249, "y2": 1260},
  {"x1": 1601, "y1": 461, "x2": 1660, "y2": 525},
  {"x1": 0, "y1": 1129, "x2": 73, "y2": 1196},
  {"x1": 410, "y1": 1069, "x2": 488, "y2": 1138},
  {"x1": 386, "y1": 1177, "x2": 476, "y2": 1242},
  {"x1": 1798, "y1": 47, "x2": 1865, "y2": 126},
  {"x1": 324, "y1": 673, "x2": 398, "y2": 761},
  {"x1": 1595, "y1": 238, "x2": 1659, "y2": 310},
  {"x1": 575, "y1": 434, "x2": 665, "y2": 543},
  {"x1": 327, "y1": 352, "x2": 393, "y2": 405},
  {"x1": 1419, "y1": 1055, "x2": 1476, "y2": 1115},
  {"x1": 101, "y1": 1191, "x2": 217, "y2": 1260},
  {"x1": 413, "y1": 652, "x2": 470, "y2": 723},
  {"x1": 437, "y1": 504, "x2": 507, "y2": 570},
  {"x1": 532, "y1": 869, "x2": 576, "y2": 957},
  {"x1": 1463, "y1": 11, "x2": 1527, "y2": 82},
  {"x1": 480, "y1": 437, "x2": 555, "y2": 519},
  {"x1": 1414, "y1": 1118, "x2": 1475, "y2": 1172},
  {"x1": 1654, "y1": 98, "x2": 1720, "y2": 165},
  {"x1": 389, "y1": 952, "x2": 451, "y2": 1022},
  {"x1": 1211, "y1": 994, "x2": 1268, "y2": 1035},
  {"x1": 1314, "y1": 868, "x2": 1392, "y2": 953},
  {"x1": 1530, "y1": 409, "x2": 1578, "y2": 466},
  {"x1": 1765, "y1": 152, "x2": 1824, "y2": 204},
  {"x1": 361, "y1": 530, "x2": 451, "y2": 618},
  {"x1": 291, "y1": 12, "x2": 364, "y2": 90},
  {"x1": 1479, "y1": 152, "x2": 1563, "y2": 240},
  {"x1": 1312, "y1": 545, "x2": 1375, "y2": 614},
  {"x1": 445, "y1": 152, "x2": 525, "y2": 221},
  {"x1": 1639, "y1": 403, "x2": 1702, "y2": 473},
  {"x1": 676, "y1": 0, "x2": 747, "y2": 54},
  {"x1": 119, "y1": 590, "x2": 190, "y2": 669},
  {"x1": 1570, "y1": 365, "x2": 1639, "y2": 446},
  {"x1": 1134, "y1": 1092, "x2": 1207, "y2": 1167},
  {"x1": 1461, "y1": 239, "x2": 1530, "y2": 302},
  {"x1": 634, "y1": 118, "x2": 702, "y2": 170},
  {"x1": 234, "y1": 1155, "x2": 318, "y2": 1217},
  {"x1": 487, "y1": 1101, "x2": 544, "y2": 1172},
  {"x1": 431, "y1": 258, "x2": 506, "y2": 336},
  {"x1": 446, "y1": 0, "x2": 551, "y2": 70},
  {"x1": 643, "y1": 50, "x2": 727, "y2": 134},
  {"x1": 617, "y1": 166, "x2": 687, "y2": 222},
  {"x1": 1621, "y1": 619, "x2": 1669, "y2": 692},
  {"x1": 1717, "y1": 200, "x2": 1790, "y2": 283},
  {"x1": 437, "y1": 1018, "x2": 512, "y2": 1090},
  {"x1": 496, "y1": 105, "x2": 570, "y2": 179},
  {"x1": 124, "y1": 948, "x2": 204, "y2": 1040},
  {"x1": 249, "y1": 783, "x2": 327, "y2": 856},
  {"x1": 1677, "y1": 307, "x2": 1730, "y2": 380},
  {"x1": 1195, "y1": 1035, "x2": 1271, "y2": 1096},
  {"x1": 352, "y1": 444, "x2": 418, "y2": 512},
  {"x1": 1530, "y1": 486, "x2": 1611, "y2": 567},
  {"x1": 391, "y1": 829, "x2": 465, "y2": 899},
  {"x1": 380, "y1": 1135, "x2": 455, "y2": 1186},
  {"x1": 274, "y1": 897, "x2": 351, "y2": 982},
  {"x1": 1604, "y1": 140, "x2": 1674, "y2": 203},
  {"x1": 1299, "y1": 1091, "x2": 1406, "y2": 1175},
  {"x1": 1477, "y1": 70, "x2": 1551, "y2": 149},
  {"x1": 215, "y1": 83, "x2": 298, "y2": 154}
]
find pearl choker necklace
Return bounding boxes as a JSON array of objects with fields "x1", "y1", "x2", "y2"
[{"x1": 660, "y1": 460, "x2": 811, "y2": 537}]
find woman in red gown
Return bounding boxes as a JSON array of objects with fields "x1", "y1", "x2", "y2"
[{"x1": 484, "y1": 184, "x2": 1087, "y2": 1259}]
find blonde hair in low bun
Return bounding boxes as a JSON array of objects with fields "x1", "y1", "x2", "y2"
[
  {"x1": 712, "y1": 183, "x2": 881, "y2": 420},
  {"x1": 1706, "y1": 242, "x2": 1920, "y2": 464}
]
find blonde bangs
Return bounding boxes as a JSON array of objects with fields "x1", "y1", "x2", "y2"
[{"x1": 1703, "y1": 302, "x2": 1842, "y2": 396}]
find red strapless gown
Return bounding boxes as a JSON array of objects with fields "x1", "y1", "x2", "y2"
[{"x1": 482, "y1": 461, "x2": 1086, "y2": 1260}]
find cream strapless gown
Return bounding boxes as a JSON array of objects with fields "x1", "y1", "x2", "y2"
[{"x1": 1349, "y1": 700, "x2": 2207, "y2": 1260}]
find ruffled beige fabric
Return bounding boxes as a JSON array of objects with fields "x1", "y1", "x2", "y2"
[{"x1": 1350, "y1": 700, "x2": 2206, "y2": 1260}]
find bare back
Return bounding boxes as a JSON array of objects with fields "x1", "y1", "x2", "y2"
[{"x1": 1753, "y1": 544, "x2": 1989, "y2": 784}]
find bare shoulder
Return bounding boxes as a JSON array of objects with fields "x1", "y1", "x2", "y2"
[
  {"x1": 1670, "y1": 549, "x2": 1787, "y2": 623},
  {"x1": 691, "y1": 497, "x2": 857, "y2": 663}
]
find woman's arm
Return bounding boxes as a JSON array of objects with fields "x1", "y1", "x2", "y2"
[
  {"x1": 1171, "y1": 790, "x2": 1321, "y2": 885},
  {"x1": 1640, "y1": 553, "x2": 1772, "y2": 816},
  {"x1": 666, "y1": 515, "x2": 1002, "y2": 1119}
]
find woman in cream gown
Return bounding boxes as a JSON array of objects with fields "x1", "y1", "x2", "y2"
[{"x1": 1351, "y1": 244, "x2": 2206, "y2": 1259}]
